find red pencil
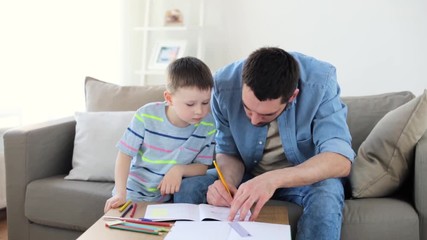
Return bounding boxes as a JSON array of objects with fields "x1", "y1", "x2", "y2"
[
  {"x1": 123, "y1": 219, "x2": 173, "y2": 227},
  {"x1": 129, "y1": 203, "x2": 137, "y2": 218}
]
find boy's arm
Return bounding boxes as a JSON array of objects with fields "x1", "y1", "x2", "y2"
[
  {"x1": 114, "y1": 151, "x2": 133, "y2": 197},
  {"x1": 104, "y1": 151, "x2": 132, "y2": 212},
  {"x1": 178, "y1": 163, "x2": 209, "y2": 177},
  {"x1": 159, "y1": 163, "x2": 209, "y2": 195},
  {"x1": 166, "y1": 163, "x2": 209, "y2": 179}
]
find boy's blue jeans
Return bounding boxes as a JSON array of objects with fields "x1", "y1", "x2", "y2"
[{"x1": 174, "y1": 169, "x2": 345, "y2": 240}]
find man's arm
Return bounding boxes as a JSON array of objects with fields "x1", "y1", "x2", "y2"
[
  {"x1": 206, "y1": 153, "x2": 245, "y2": 206},
  {"x1": 216, "y1": 153, "x2": 246, "y2": 186},
  {"x1": 271, "y1": 152, "x2": 351, "y2": 189},
  {"x1": 229, "y1": 152, "x2": 351, "y2": 221}
]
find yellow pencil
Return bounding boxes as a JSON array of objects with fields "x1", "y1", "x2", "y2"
[
  {"x1": 213, "y1": 160, "x2": 232, "y2": 197},
  {"x1": 119, "y1": 200, "x2": 132, "y2": 212}
]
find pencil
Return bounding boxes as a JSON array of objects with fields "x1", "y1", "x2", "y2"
[
  {"x1": 121, "y1": 222, "x2": 170, "y2": 232},
  {"x1": 213, "y1": 160, "x2": 232, "y2": 197},
  {"x1": 129, "y1": 203, "x2": 137, "y2": 218},
  {"x1": 107, "y1": 224, "x2": 163, "y2": 235},
  {"x1": 120, "y1": 204, "x2": 133, "y2": 218},
  {"x1": 125, "y1": 219, "x2": 173, "y2": 227},
  {"x1": 103, "y1": 216, "x2": 174, "y2": 227},
  {"x1": 119, "y1": 200, "x2": 132, "y2": 212}
]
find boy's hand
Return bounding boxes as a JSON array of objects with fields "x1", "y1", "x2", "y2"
[
  {"x1": 104, "y1": 194, "x2": 126, "y2": 213},
  {"x1": 158, "y1": 165, "x2": 184, "y2": 195}
]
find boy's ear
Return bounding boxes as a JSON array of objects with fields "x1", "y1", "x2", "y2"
[{"x1": 164, "y1": 90, "x2": 173, "y2": 105}]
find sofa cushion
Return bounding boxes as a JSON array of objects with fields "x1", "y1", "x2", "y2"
[
  {"x1": 342, "y1": 91, "x2": 415, "y2": 152},
  {"x1": 341, "y1": 198, "x2": 419, "y2": 239},
  {"x1": 259, "y1": 199, "x2": 419, "y2": 240},
  {"x1": 65, "y1": 111, "x2": 134, "y2": 181},
  {"x1": 85, "y1": 76, "x2": 165, "y2": 111},
  {"x1": 25, "y1": 175, "x2": 114, "y2": 231},
  {"x1": 350, "y1": 89, "x2": 427, "y2": 198}
]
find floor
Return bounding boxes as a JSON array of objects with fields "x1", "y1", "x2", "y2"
[{"x1": 0, "y1": 208, "x2": 7, "y2": 240}]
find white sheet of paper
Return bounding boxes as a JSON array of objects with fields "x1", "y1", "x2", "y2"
[{"x1": 164, "y1": 221, "x2": 291, "y2": 240}]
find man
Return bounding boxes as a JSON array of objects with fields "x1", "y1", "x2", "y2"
[{"x1": 175, "y1": 47, "x2": 355, "y2": 240}]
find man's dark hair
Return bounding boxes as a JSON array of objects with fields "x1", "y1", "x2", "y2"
[
  {"x1": 166, "y1": 56, "x2": 213, "y2": 93},
  {"x1": 242, "y1": 47, "x2": 299, "y2": 103}
]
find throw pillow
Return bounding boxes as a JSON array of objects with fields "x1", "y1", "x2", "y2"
[
  {"x1": 65, "y1": 111, "x2": 134, "y2": 181},
  {"x1": 342, "y1": 91, "x2": 415, "y2": 152},
  {"x1": 350, "y1": 89, "x2": 427, "y2": 198},
  {"x1": 85, "y1": 76, "x2": 165, "y2": 112}
]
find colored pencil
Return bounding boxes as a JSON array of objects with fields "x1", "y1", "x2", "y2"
[
  {"x1": 118, "y1": 200, "x2": 132, "y2": 212},
  {"x1": 120, "y1": 222, "x2": 170, "y2": 232},
  {"x1": 120, "y1": 204, "x2": 133, "y2": 218},
  {"x1": 129, "y1": 203, "x2": 137, "y2": 218},
  {"x1": 106, "y1": 224, "x2": 163, "y2": 235},
  {"x1": 124, "y1": 219, "x2": 173, "y2": 227},
  {"x1": 103, "y1": 216, "x2": 173, "y2": 227}
]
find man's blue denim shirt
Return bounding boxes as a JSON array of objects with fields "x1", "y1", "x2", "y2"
[{"x1": 211, "y1": 52, "x2": 355, "y2": 172}]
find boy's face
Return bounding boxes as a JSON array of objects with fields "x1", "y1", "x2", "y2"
[{"x1": 165, "y1": 86, "x2": 212, "y2": 127}]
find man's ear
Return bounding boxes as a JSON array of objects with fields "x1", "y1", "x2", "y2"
[
  {"x1": 288, "y1": 88, "x2": 299, "y2": 103},
  {"x1": 164, "y1": 90, "x2": 173, "y2": 105}
]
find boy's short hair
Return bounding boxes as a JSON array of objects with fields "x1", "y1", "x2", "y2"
[
  {"x1": 166, "y1": 57, "x2": 213, "y2": 93},
  {"x1": 243, "y1": 47, "x2": 299, "y2": 103}
]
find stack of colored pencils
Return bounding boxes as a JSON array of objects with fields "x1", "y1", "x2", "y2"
[{"x1": 104, "y1": 217, "x2": 173, "y2": 236}]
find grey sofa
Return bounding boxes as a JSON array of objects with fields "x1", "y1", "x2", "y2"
[{"x1": 4, "y1": 78, "x2": 427, "y2": 240}]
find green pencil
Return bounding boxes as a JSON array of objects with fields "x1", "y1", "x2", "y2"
[{"x1": 107, "y1": 224, "x2": 163, "y2": 235}]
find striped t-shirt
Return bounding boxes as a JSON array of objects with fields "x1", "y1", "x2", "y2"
[{"x1": 116, "y1": 101, "x2": 216, "y2": 202}]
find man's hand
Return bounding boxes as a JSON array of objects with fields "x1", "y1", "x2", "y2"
[
  {"x1": 228, "y1": 172, "x2": 277, "y2": 221},
  {"x1": 158, "y1": 165, "x2": 183, "y2": 195},
  {"x1": 207, "y1": 180, "x2": 236, "y2": 207}
]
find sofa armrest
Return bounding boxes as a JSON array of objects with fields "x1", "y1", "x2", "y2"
[
  {"x1": 4, "y1": 116, "x2": 76, "y2": 181},
  {"x1": 4, "y1": 116, "x2": 76, "y2": 240},
  {"x1": 415, "y1": 130, "x2": 427, "y2": 240}
]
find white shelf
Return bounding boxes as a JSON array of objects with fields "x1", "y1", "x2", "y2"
[
  {"x1": 133, "y1": 26, "x2": 202, "y2": 32},
  {"x1": 135, "y1": 0, "x2": 205, "y2": 86}
]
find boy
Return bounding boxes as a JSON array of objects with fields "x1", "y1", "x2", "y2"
[{"x1": 104, "y1": 57, "x2": 215, "y2": 212}]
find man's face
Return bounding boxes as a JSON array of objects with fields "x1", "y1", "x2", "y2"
[{"x1": 241, "y1": 85, "x2": 287, "y2": 126}]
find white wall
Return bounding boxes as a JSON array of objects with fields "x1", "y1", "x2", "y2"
[
  {"x1": 203, "y1": 0, "x2": 427, "y2": 96},
  {"x1": 0, "y1": 0, "x2": 123, "y2": 125},
  {"x1": 1, "y1": 0, "x2": 426, "y2": 125}
]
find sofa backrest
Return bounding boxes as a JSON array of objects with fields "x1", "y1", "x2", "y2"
[
  {"x1": 85, "y1": 77, "x2": 165, "y2": 112},
  {"x1": 85, "y1": 77, "x2": 415, "y2": 153},
  {"x1": 342, "y1": 91, "x2": 415, "y2": 152}
]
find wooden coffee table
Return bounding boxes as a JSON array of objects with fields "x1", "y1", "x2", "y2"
[{"x1": 77, "y1": 202, "x2": 288, "y2": 240}]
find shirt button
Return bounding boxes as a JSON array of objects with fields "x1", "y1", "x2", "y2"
[
  {"x1": 258, "y1": 141, "x2": 263, "y2": 145},
  {"x1": 254, "y1": 161, "x2": 258, "y2": 163}
]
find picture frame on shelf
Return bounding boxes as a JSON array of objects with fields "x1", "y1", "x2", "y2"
[{"x1": 149, "y1": 41, "x2": 187, "y2": 70}]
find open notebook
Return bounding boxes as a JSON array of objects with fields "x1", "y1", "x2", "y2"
[{"x1": 144, "y1": 203, "x2": 251, "y2": 221}]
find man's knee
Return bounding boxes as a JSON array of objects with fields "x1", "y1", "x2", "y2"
[
  {"x1": 305, "y1": 178, "x2": 345, "y2": 214},
  {"x1": 313, "y1": 178, "x2": 344, "y2": 197}
]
